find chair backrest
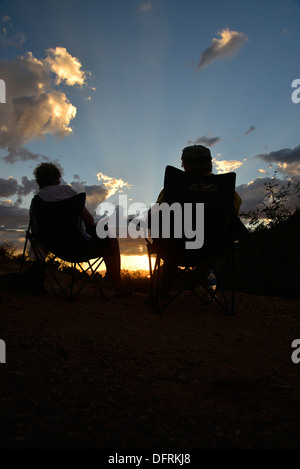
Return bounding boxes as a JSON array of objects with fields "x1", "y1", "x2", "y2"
[
  {"x1": 30, "y1": 192, "x2": 86, "y2": 248},
  {"x1": 162, "y1": 165, "x2": 236, "y2": 252}
]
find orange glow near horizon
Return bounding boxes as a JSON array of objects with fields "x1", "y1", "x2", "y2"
[
  {"x1": 121, "y1": 254, "x2": 151, "y2": 272},
  {"x1": 97, "y1": 254, "x2": 154, "y2": 275}
]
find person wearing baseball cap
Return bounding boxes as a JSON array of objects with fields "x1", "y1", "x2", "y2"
[
  {"x1": 181, "y1": 144, "x2": 212, "y2": 169},
  {"x1": 152, "y1": 144, "x2": 244, "y2": 297},
  {"x1": 157, "y1": 145, "x2": 241, "y2": 212}
]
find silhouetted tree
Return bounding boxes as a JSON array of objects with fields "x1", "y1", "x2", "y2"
[{"x1": 241, "y1": 174, "x2": 300, "y2": 231}]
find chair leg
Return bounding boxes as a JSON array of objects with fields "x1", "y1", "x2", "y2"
[
  {"x1": 85, "y1": 258, "x2": 106, "y2": 299},
  {"x1": 212, "y1": 247, "x2": 235, "y2": 315},
  {"x1": 145, "y1": 252, "x2": 154, "y2": 305},
  {"x1": 150, "y1": 255, "x2": 163, "y2": 314},
  {"x1": 21, "y1": 238, "x2": 65, "y2": 296},
  {"x1": 148, "y1": 251, "x2": 153, "y2": 278},
  {"x1": 67, "y1": 258, "x2": 106, "y2": 300},
  {"x1": 147, "y1": 248, "x2": 237, "y2": 316},
  {"x1": 19, "y1": 233, "x2": 29, "y2": 276},
  {"x1": 230, "y1": 244, "x2": 236, "y2": 315},
  {"x1": 69, "y1": 262, "x2": 77, "y2": 300}
]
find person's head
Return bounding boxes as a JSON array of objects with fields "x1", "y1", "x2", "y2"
[
  {"x1": 181, "y1": 145, "x2": 212, "y2": 174},
  {"x1": 33, "y1": 162, "x2": 61, "y2": 189}
]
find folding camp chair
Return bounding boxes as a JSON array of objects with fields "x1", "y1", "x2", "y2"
[
  {"x1": 147, "y1": 166, "x2": 240, "y2": 315},
  {"x1": 19, "y1": 193, "x2": 106, "y2": 300}
]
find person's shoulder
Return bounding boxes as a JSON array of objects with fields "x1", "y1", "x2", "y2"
[
  {"x1": 61, "y1": 184, "x2": 77, "y2": 195},
  {"x1": 156, "y1": 189, "x2": 164, "y2": 204},
  {"x1": 38, "y1": 184, "x2": 77, "y2": 201}
]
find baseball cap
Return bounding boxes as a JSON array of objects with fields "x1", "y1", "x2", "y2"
[{"x1": 181, "y1": 145, "x2": 212, "y2": 163}]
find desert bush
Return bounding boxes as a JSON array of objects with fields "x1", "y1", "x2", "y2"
[
  {"x1": 0, "y1": 241, "x2": 17, "y2": 261},
  {"x1": 44, "y1": 253, "x2": 61, "y2": 271},
  {"x1": 240, "y1": 175, "x2": 300, "y2": 231},
  {"x1": 121, "y1": 269, "x2": 150, "y2": 292}
]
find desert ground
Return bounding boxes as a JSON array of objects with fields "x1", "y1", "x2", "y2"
[{"x1": 1, "y1": 260, "x2": 300, "y2": 450}]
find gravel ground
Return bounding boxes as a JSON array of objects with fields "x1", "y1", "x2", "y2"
[{"x1": 1, "y1": 266, "x2": 300, "y2": 449}]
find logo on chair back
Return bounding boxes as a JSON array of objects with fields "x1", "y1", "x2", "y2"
[{"x1": 189, "y1": 182, "x2": 217, "y2": 192}]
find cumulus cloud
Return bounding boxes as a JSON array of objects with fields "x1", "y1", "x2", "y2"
[
  {"x1": 188, "y1": 135, "x2": 221, "y2": 147},
  {"x1": 197, "y1": 28, "x2": 248, "y2": 71},
  {"x1": 0, "y1": 196, "x2": 29, "y2": 251},
  {"x1": 0, "y1": 177, "x2": 19, "y2": 197},
  {"x1": 70, "y1": 178, "x2": 108, "y2": 214},
  {"x1": 85, "y1": 185, "x2": 109, "y2": 213},
  {"x1": 45, "y1": 47, "x2": 89, "y2": 86},
  {"x1": 3, "y1": 147, "x2": 50, "y2": 165},
  {"x1": 97, "y1": 172, "x2": 132, "y2": 199},
  {"x1": 237, "y1": 178, "x2": 274, "y2": 212},
  {"x1": 0, "y1": 15, "x2": 26, "y2": 48},
  {"x1": 0, "y1": 202, "x2": 29, "y2": 230},
  {"x1": 245, "y1": 125, "x2": 255, "y2": 135},
  {"x1": 70, "y1": 172, "x2": 132, "y2": 214},
  {"x1": 237, "y1": 176, "x2": 300, "y2": 213},
  {"x1": 255, "y1": 145, "x2": 300, "y2": 177},
  {"x1": 0, "y1": 48, "x2": 90, "y2": 163},
  {"x1": 0, "y1": 175, "x2": 37, "y2": 198},
  {"x1": 18, "y1": 176, "x2": 38, "y2": 196},
  {"x1": 213, "y1": 158, "x2": 244, "y2": 174}
]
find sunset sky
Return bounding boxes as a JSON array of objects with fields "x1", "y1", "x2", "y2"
[{"x1": 0, "y1": 0, "x2": 299, "y2": 269}]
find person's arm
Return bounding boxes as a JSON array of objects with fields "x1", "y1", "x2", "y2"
[
  {"x1": 82, "y1": 206, "x2": 96, "y2": 227},
  {"x1": 156, "y1": 189, "x2": 164, "y2": 204},
  {"x1": 234, "y1": 191, "x2": 242, "y2": 215}
]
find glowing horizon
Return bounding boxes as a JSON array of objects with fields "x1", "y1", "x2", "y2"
[{"x1": 121, "y1": 254, "x2": 153, "y2": 272}]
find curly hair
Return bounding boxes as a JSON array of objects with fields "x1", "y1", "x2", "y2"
[{"x1": 33, "y1": 162, "x2": 61, "y2": 188}]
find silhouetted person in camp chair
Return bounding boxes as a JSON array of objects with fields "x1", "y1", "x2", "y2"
[
  {"x1": 150, "y1": 145, "x2": 247, "y2": 297},
  {"x1": 26, "y1": 162, "x2": 129, "y2": 297}
]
